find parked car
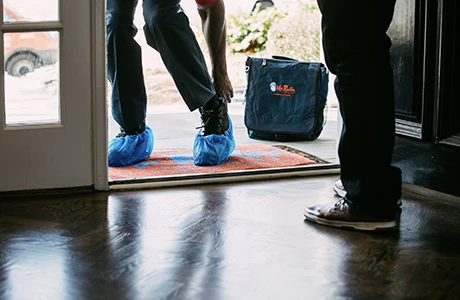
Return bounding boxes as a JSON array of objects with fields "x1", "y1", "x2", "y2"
[{"x1": 3, "y1": 5, "x2": 58, "y2": 77}]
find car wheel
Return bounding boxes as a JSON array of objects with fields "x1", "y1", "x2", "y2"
[{"x1": 6, "y1": 53, "x2": 42, "y2": 77}]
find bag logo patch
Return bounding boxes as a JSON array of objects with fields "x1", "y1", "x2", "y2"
[{"x1": 270, "y1": 82, "x2": 296, "y2": 97}]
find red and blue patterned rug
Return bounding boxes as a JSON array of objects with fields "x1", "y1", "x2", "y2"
[{"x1": 108, "y1": 144, "x2": 329, "y2": 180}]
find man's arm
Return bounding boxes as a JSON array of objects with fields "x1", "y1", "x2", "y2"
[{"x1": 196, "y1": 0, "x2": 233, "y2": 103}]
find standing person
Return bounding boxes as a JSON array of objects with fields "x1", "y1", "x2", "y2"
[
  {"x1": 303, "y1": 0, "x2": 402, "y2": 231},
  {"x1": 106, "y1": 0, "x2": 235, "y2": 167}
]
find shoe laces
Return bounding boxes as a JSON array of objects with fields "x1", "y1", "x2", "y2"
[
  {"x1": 334, "y1": 198, "x2": 348, "y2": 209},
  {"x1": 196, "y1": 109, "x2": 224, "y2": 130}
]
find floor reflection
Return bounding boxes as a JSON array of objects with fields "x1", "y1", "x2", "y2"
[
  {"x1": 1, "y1": 176, "x2": 460, "y2": 299},
  {"x1": 306, "y1": 220, "x2": 401, "y2": 299},
  {"x1": 158, "y1": 189, "x2": 227, "y2": 300}
]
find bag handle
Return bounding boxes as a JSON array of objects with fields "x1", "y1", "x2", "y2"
[{"x1": 271, "y1": 55, "x2": 298, "y2": 61}]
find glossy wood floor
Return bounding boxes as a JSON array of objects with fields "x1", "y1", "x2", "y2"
[{"x1": 1, "y1": 175, "x2": 460, "y2": 300}]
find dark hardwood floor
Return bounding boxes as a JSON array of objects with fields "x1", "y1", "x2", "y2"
[{"x1": 1, "y1": 175, "x2": 460, "y2": 299}]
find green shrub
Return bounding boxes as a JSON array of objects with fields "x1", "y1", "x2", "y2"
[
  {"x1": 226, "y1": 5, "x2": 285, "y2": 53},
  {"x1": 265, "y1": 2, "x2": 322, "y2": 61},
  {"x1": 226, "y1": 1, "x2": 322, "y2": 61}
]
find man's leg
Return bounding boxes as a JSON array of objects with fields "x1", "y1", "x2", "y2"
[
  {"x1": 304, "y1": 0, "x2": 401, "y2": 230},
  {"x1": 142, "y1": 0, "x2": 217, "y2": 112},
  {"x1": 107, "y1": 0, "x2": 154, "y2": 167},
  {"x1": 142, "y1": 0, "x2": 234, "y2": 165},
  {"x1": 107, "y1": 0, "x2": 147, "y2": 133}
]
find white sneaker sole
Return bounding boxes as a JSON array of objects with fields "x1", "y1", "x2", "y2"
[{"x1": 304, "y1": 209, "x2": 397, "y2": 231}]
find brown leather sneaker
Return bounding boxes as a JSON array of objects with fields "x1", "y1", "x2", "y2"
[{"x1": 304, "y1": 199, "x2": 397, "y2": 231}]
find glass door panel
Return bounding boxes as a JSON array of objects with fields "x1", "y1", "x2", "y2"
[
  {"x1": 4, "y1": 31, "x2": 60, "y2": 125},
  {"x1": 3, "y1": 0, "x2": 59, "y2": 23}
]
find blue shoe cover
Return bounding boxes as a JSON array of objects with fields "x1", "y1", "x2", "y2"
[
  {"x1": 193, "y1": 116, "x2": 236, "y2": 166},
  {"x1": 108, "y1": 126, "x2": 154, "y2": 167}
]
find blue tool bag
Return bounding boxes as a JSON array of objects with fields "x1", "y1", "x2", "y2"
[{"x1": 244, "y1": 56, "x2": 329, "y2": 142}]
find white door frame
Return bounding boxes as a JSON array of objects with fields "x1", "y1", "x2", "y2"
[
  {"x1": 91, "y1": 0, "x2": 109, "y2": 191},
  {"x1": 0, "y1": 0, "x2": 109, "y2": 192}
]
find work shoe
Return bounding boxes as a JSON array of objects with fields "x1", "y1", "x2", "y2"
[
  {"x1": 198, "y1": 96, "x2": 229, "y2": 136},
  {"x1": 193, "y1": 116, "x2": 235, "y2": 166},
  {"x1": 304, "y1": 198, "x2": 397, "y2": 231},
  {"x1": 333, "y1": 179, "x2": 402, "y2": 206},
  {"x1": 108, "y1": 125, "x2": 154, "y2": 167}
]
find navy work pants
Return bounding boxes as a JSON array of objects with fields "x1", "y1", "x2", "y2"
[
  {"x1": 317, "y1": 0, "x2": 402, "y2": 218},
  {"x1": 106, "y1": 0, "x2": 215, "y2": 133}
]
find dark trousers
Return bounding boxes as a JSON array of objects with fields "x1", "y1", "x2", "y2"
[
  {"x1": 317, "y1": 0, "x2": 401, "y2": 218},
  {"x1": 106, "y1": 0, "x2": 215, "y2": 133}
]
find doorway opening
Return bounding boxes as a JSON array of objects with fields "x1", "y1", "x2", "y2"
[
  {"x1": 106, "y1": 0, "x2": 340, "y2": 187},
  {"x1": 436, "y1": 0, "x2": 460, "y2": 148}
]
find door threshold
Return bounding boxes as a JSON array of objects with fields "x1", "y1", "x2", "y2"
[
  {"x1": 439, "y1": 132, "x2": 460, "y2": 148},
  {"x1": 108, "y1": 164, "x2": 340, "y2": 191}
]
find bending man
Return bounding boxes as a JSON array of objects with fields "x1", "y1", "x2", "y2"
[{"x1": 106, "y1": 0, "x2": 234, "y2": 167}]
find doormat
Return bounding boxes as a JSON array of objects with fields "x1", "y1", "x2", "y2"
[{"x1": 108, "y1": 144, "x2": 330, "y2": 180}]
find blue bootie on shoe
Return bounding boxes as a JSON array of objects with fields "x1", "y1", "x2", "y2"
[
  {"x1": 108, "y1": 126, "x2": 154, "y2": 167},
  {"x1": 193, "y1": 116, "x2": 235, "y2": 166}
]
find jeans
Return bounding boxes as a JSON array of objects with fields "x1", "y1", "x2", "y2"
[
  {"x1": 317, "y1": 0, "x2": 401, "y2": 218},
  {"x1": 106, "y1": 0, "x2": 215, "y2": 133}
]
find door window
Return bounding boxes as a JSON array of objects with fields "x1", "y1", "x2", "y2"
[
  {"x1": 3, "y1": 0, "x2": 58, "y2": 23},
  {"x1": 2, "y1": 0, "x2": 61, "y2": 125}
]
